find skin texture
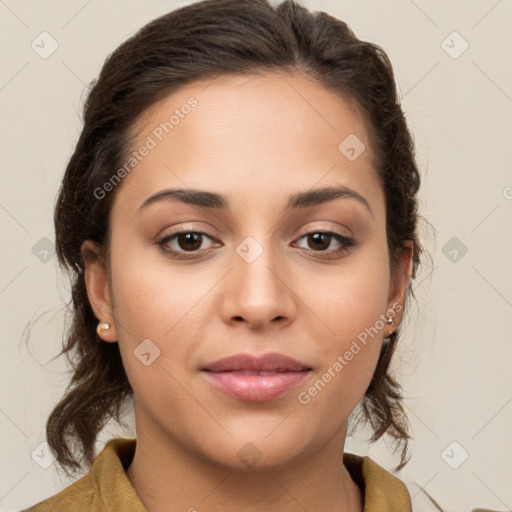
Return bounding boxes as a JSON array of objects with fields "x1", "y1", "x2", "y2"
[{"x1": 82, "y1": 72, "x2": 413, "y2": 512}]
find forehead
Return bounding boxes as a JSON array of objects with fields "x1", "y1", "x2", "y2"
[{"x1": 110, "y1": 71, "x2": 384, "y2": 218}]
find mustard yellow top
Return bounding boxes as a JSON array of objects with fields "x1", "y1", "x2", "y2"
[{"x1": 22, "y1": 438, "x2": 412, "y2": 512}]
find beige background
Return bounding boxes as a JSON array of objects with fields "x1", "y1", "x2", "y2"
[{"x1": 1, "y1": 0, "x2": 511, "y2": 510}]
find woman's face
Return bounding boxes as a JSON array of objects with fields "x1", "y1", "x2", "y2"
[{"x1": 84, "y1": 72, "x2": 412, "y2": 470}]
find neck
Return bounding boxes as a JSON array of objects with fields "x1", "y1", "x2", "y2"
[{"x1": 126, "y1": 421, "x2": 363, "y2": 512}]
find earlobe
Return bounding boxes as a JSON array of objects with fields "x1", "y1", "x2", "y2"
[{"x1": 81, "y1": 239, "x2": 117, "y2": 343}]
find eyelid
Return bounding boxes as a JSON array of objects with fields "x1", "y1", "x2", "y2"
[
  {"x1": 158, "y1": 228, "x2": 219, "y2": 249},
  {"x1": 295, "y1": 221, "x2": 352, "y2": 238}
]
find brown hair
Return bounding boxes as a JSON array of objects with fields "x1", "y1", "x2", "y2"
[{"x1": 48, "y1": 0, "x2": 427, "y2": 474}]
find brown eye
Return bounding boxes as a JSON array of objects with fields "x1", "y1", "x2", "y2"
[
  {"x1": 307, "y1": 233, "x2": 331, "y2": 251},
  {"x1": 158, "y1": 230, "x2": 218, "y2": 258},
  {"x1": 294, "y1": 231, "x2": 356, "y2": 258},
  {"x1": 175, "y1": 232, "x2": 203, "y2": 251}
]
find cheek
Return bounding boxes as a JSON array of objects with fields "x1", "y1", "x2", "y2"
[
  {"x1": 304, "y1": 239, "x2": 391, "y2": 341},
  {"x1": 109, "y1": 244, "x2": 200, "y2": 340},
  {"x1": 107, "y1": 246, "x2": 198, "y2": 387},
  {"x1": 295, "y1": 285, "x2": 387, "y2": 429},
  {"x1": 297, "y1": 241, "x2": 390, "y2": 399}
]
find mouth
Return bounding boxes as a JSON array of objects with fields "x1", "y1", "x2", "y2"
[{"x1": 201, "y1": 352, "x2": 312, "y2": 401}]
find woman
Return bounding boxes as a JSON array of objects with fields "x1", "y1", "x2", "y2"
[{"x1": 23, "y1": 0, "x2": 426, "y2": 510}]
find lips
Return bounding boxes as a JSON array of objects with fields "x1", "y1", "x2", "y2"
[
  {"x1": 202, "y1": 352, "x2": 311, "y2": 373},
  {"x1": 201, "y1": 352, "x2": 312, "y2": 401}
]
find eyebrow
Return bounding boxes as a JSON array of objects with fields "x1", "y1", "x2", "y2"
[{"x1": 139, "y1": 185, "x2": 373, "y2": 217}]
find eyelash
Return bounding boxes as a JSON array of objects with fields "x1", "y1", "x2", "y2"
[{"x1": 156, "y1": 229, "x2": 356, "y2": 260}]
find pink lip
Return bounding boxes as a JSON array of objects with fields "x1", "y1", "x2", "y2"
[{"x1": 201, "y1": 352, "x2": 312, "y2": 402}]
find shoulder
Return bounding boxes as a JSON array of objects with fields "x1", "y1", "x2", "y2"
[
  {"x1": 343, "y1": 452, "x2": 412, "y2": 512},
  {"x1": 20, "y1": 438, "x2": 141, "y2": 512},
  {"x1": 343, "y1": 454, "x2": 504, "y2": 512},
  {"x1": 19, "y1": 474, "x2": 98, "y2": 512}
]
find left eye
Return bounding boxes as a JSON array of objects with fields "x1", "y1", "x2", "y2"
[{"x1": 294, "y1": 231, "x2": 355, "y2": 254}]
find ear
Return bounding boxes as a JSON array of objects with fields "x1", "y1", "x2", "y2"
[
  {"x1": 386, "y1": 240, "x2": 414, "y2": 329},
  {"x1": 81, "y1": 239, "x2": 117, "y2": 343}
]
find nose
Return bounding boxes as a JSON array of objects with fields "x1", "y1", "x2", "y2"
[{"x1": 220, "y1": 238, "x2": 296, "y2": 331}]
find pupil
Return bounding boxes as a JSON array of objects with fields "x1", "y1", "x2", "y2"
[
  {"x1": 309, "y1": 233, "x2": 330, "y2": 250},
  {"x1": 179, "y1": 232, "x2": 202, "y2": 251}
]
